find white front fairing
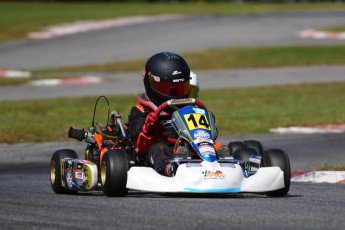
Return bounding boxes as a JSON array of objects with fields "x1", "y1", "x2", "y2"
[{"x1": 126, "y1": 162, "x2": 285, "y2": 193}]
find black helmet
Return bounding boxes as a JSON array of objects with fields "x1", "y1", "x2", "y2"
[{"x1": 143, "y1": 52, "x2": 190, "y2": 106}]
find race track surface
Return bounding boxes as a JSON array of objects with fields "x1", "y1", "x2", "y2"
[
  {"x1": 1, "y1": 65, "x2": 345, "y2": 101},
  {"x1": 1, "y1": 133, "x2": 345, "y2": 229}
]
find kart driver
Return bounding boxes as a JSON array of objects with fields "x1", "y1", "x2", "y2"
[{"x1": 127, "y1": 52, "x2": 226, "y2": 176}]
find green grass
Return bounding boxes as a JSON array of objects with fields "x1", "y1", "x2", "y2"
[
  {"x1": 1, "y1": 82, "x2": 345, "y2": 143},
  {"x1": 321, "y1": 25, "x2": 345, "y2": 32},
  {"x1": 1, "y1": 2, "x2": 344, "y2": 44},
  {"x1": 316, "y1": 164, "x2": 345, "y2": 171}
]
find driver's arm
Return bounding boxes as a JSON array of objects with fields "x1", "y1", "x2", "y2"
[{"x1": 128, "y1": 105, "x2": 158, "y2": 155}]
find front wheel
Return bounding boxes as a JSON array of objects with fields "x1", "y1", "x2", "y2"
[
  {"x1": 261, "y1": 149, "x2": 291, "y2": 197},
  {"x1": 101, "y1": 149, "x2": 128, "y2": 197},
  {"x1": 50, "y1": 149, "x2": 78, "y2": 195}
]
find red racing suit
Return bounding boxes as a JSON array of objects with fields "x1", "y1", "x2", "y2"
[{"x1": 128, "y1": 93, "x2": 177, "y2": 169}]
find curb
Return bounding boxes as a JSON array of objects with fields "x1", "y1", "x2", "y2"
[
  {"x1": 29, "y1": 76, "x2": 102, "y2": 86},
  {"x1": 299, "y1": 29, "x2": 345, "y2": 40},
  {"x1": 0, "y1": 69, "x2": 31, "y2": 78},
  {"x1": 270, "y1": 124, "x2": 345, "y2": 134},
  {"x1": 291, "y1": 170, "x2": 345, "y2": 184},
  {"x1": 28, "y1": 15, "x2": 181, "y2": 40}
]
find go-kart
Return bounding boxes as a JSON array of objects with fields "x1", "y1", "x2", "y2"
[{"x1": 50, "y1": 96, "x2": 290, "y2": 197}]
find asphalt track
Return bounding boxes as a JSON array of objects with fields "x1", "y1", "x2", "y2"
[
  {"x1": 0, "y1": 11, "x2": 345, "y2": 229},
  {"x1": 0, "y1": 134, "x2": 345, "y2": 229},
  {"x1": 1, "y1": 65, "x2": 345, "y2": 101},
  {"x1": 0, "y1": 11, "x2": 345, "y2": 69}
]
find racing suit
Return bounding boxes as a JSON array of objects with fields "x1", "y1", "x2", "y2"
[{"x1": 128, "y1": 93, "x2": 177, "y2": 170}]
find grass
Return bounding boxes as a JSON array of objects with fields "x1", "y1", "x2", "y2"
[
  {"x1": 1, "y1": 2, "x2": 345, "y2": 44},
  {"x1": 1, "y1": 81, "x2": 345, "y2": 143},
  {"x1": 317, "y1": 164, "x2": 345, "y2": 171},
  {"x1": 321, "y1": 25, "x2": 345, "y2": 32}
]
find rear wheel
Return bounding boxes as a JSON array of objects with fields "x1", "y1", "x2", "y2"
[
  {"x1": 244, "y1": 140, "x2": 264, "y2": 156},
  {"x1": 101, "y1": 149, "x2": 128, "y2": 197},
  {"x1": 261, "y1": 149, "x2": 291, "y2": 197},
  {"x1": 228, "y1": 141, "x2": 244, "y2": 156},
  {"x1": 50, "y1": 149, "x2": 78, "y2": 195},
  {"x1": 232, "y1": 147, "x2": 258, "y2": 162}
]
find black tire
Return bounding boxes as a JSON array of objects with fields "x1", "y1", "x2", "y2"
[
  {"x1": 232, "y1": 147, "x2": 258, "y2": 162},
  {"x1": 228, "y1": 141, "x2": 244, "y2": 156},
  {"x1": 244, "y1": 140, "x2": 264, "y2": 156},
  {"x1": 101, "y1": 149, "x2": 128, "y2": 197},
  {"x1": 261, "y1": 149, "x2": 291, "y2": 197},
  {"x1": 50, "y1": 149, "x2": 78, "y2": 195}
]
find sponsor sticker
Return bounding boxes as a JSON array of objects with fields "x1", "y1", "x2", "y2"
[
  {"x1": 65, "y1": 160, "x2": 73, "y2": 172},
  {"x1": 75, "y1": 171, "x2": 83, "y2": 179},
  {"x1": 202, "y1": 170, "x2": 226, "y2": 180},
  {"x1": 76, "y1": 163, "x2": 83, "y2": 170},
  {"x1": 199, "y1": 145, "x2": 215, "y2": 154},
  {"x1": 194, "y1": 139, "x2": 213, "y2": 144},
  {"x1": 194, "y1": 130, "x2": 210, "y2": 139},
  {"x1": 66, "y1": 173, "x2": 73, "y2": 188}
]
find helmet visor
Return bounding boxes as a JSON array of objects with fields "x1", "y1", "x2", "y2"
[
  {"x1": 151, "y1": 81, "x2": 190, "y2": 98},
  {"x1": 189, "y1": 85, "x2": 199, "y2": 98}
]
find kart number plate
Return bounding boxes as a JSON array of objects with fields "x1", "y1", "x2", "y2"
[{"x1": 184, "y1": 113, "x2": 210, "y2": 130}]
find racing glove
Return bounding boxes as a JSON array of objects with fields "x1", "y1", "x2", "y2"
[{"x1": 142, "y1": 112, "x2": 159, "y2": 135}]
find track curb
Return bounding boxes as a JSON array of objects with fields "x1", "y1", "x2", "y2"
[
  {"x1": 270, "y1": 124, "x2": 345, "y2": 134},
  {"x1": 0, "y1": 69, "x2": 31, "y2": 78},
  {"x1": 291, "y1": 170, "x2": 345, "y2": 184},
  {"x1": 299, "y1": 29, "x2": 345, "y2": 40}
]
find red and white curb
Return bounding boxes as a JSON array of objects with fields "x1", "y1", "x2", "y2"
[
  {"x1": 30, "y1": 76, "x2": 102, "y2": 86},
  {"x1": 299, "y1": 29, "x2": 345, "y2": 40},
  {"x1": 0, "y1": 69, "x2": 31, "y2": 78},
  {"x1": 291, "y1": 170, "x2": 345, "y2": 184},
  {"x1": 29, "y1": 15, "x2": 180, "y2": 40},
  {"x1": 270, "y1": 124, "x2": 345, "y2": 134}
]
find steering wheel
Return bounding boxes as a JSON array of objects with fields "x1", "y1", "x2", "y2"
[{"x1": 154, "y1": 98, "x2": 208, "y2": 143}]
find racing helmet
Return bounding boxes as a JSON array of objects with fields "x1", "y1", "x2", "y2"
[
  {"x1": 188, "y1": 71, "x2": 199, "y2": 98},
  {"x1": 143, "y1": 52, "x2": 191, "y2": 106}
]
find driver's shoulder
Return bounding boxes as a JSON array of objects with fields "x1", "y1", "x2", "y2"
[
  {"x1": 129, "y1": 101, "x2": 153, "y2": 119},
  {"x1": 137, "y1": 93, "x2": 158, "y2": 112}
]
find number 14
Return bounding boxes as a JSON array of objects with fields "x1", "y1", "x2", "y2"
[{"x1": 185, "y1": 114, "x2": 210, "y2": 130}]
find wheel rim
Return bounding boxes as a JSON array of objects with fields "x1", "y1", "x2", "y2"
[
  {"x1": 50, "y1": 160, "x2": 56, "y2": 185},
  {"x1": 101, "y1": 161, "x2": 107, "y2": 186}
]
